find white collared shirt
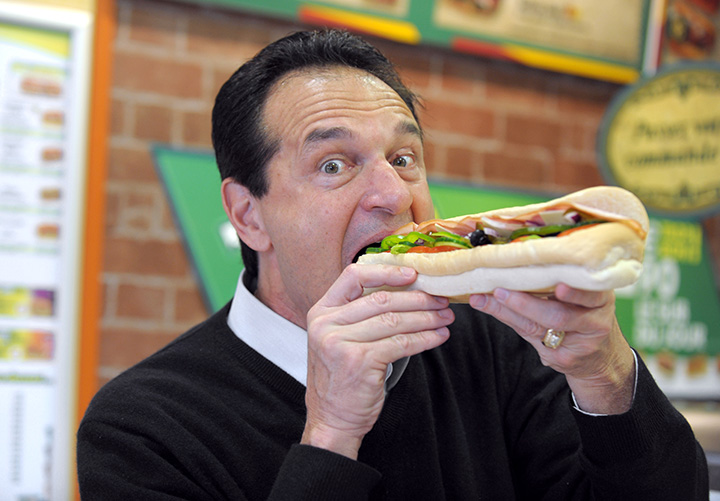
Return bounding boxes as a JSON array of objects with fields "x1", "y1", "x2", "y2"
[
  {"x1": 226, "y1": 271, "x2": 408, "y2": 391},
  {"x1": 227, "y1": 272, "x2": 309, "y2": 386}
]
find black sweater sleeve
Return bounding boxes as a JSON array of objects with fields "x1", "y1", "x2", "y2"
[
  {"x1": 499, "y1": 339, "x2": 708, "y2": 500},
  {"x1": 572, "y1": 354, "x2": 709, "y2": 500}
]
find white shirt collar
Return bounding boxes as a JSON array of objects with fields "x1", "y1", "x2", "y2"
[
  {"x1": 226, "y1": 271, "x2": 408, "y2": 391},
  {"x1": 227, "y1": 271, "x2": 309, "y2": 386}
]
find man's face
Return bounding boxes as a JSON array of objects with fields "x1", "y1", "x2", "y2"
[{"x1": 253, "y1": 67, "x2": 434, "y2": 326}]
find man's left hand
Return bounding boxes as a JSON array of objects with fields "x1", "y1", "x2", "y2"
[{"x1": 469, "y1": 284, "x2": 635, "y2": 415}]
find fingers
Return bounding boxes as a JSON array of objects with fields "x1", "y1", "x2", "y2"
[
  {"x1": 310, "y1": 289, "x2": 453, "y2": 365},
  {"x1": 469, "y1": 286, "x2": 614, "y2": 339},
  {"x1": 303, "y1": 264, "x2": 454, "y2": 457},
  {"x1": 554, "y1": 283, "x2": 613, "y2": 309},
  {"x1": 315, "y1": 264, "x2": 418, "y2": 308},
  {"x1": 309, "y1": 263, "x2": 453, "y2": 350}
]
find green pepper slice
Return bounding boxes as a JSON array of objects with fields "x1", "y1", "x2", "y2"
[
  {"x1": 508, "y1": 219, "x2": 605, "y2": 241},
  {"x1": 429, "y1": 231, "x2": 472, "y2": 249}
]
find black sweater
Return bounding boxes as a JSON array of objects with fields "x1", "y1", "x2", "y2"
[{"x1": 77, "y1": 303, "x2": 708, "y2": 500}]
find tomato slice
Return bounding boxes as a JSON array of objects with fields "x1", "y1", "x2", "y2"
[
  {"x1": 406, "y1": 245, "x2": 462, "y2": 253},
  {"x1": 557, "y1": 223, "x2": 601, "y2": 237}
]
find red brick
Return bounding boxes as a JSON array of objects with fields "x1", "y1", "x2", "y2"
[
  {"x1": 182, "y1": 110, "x2": 212, "y2": 146},
  {"x1": 379, "y1": 42, "x2": 435, "y2": 91},
  {"x1": 441, "y1": 54, "x2": 483, "y2": 96},
  {"x1": 104, "y1": 190, "x2": 121, "y2": 231},
  {"x1": 121, "y1": 190, "x2": 158, "y2": 232},
  {"x1": 113, "y1": 51, "x2": 203, "y2": 99},
  {"x1": 159, "y1": 196, "x2": 180, "y2": 234},
  {"x1": 484, "y1": 150, "x2": 547, "y2": 187},
  {"x1": 134, "y1": 103, "x2": 172, "y2": 142},
  {"x1": 99, "y1": 326, "x2": 179, "y2": 368},
  {"x1": 422, "y1": 139, "x2": 439, "y2": 174},
  {"x1": 552, "y1": 160, "x2": 605, "y2": 190},
  {"x1": 212, "y1": 67, "x2": 237, "y2": 98},
  {"x1": 103, "y1": 237, "x2": 190, "y2": 277},
  {"x1": 128, "y1": 2, "x2": 179, "y2": 47},
  {"x1": 421, "y1": 99, "x2": 495, "y2": 138},
  {"x1": 107, "y1": 146, "x2": 158, "y2": 182},
  {"x1": 110, "y1": 98, "x2": 126, "y2": 136},
  {"x1": 446, "y1": 146, "x2": 480, "y2": 179},
  {"x1": 175, "y1": 287, "x2": 208, "y2": 325},
  {"x1": 186, "y1": 12, "x2": 275, "y2": 58},
  {"x1": 116, "y1": 283, "x2": 166, "y2": 321},
  {"x1": 506, "y1": 114, "x2": 562, "y2": 149},
  {"x1": 485, "y1": 61, "x2": 553, "y2": 110},
  {"x1": 560, "y1": 119, "x2": 592, "y2": 152},
  {"x1": 556, "y1": 77, "x2": 618, "y2": 117}
]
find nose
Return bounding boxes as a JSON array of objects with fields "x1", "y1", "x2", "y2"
[{"x1": 359, "y1": 160, "x2": 414, "y2": 215}]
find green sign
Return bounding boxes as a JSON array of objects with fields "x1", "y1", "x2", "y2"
[
  {"x1": 153, "y1": 145, "x2": 720, "y2": 398},
  {"x1": 153, "y1": 146, "x2": 243, "y2": 311}
]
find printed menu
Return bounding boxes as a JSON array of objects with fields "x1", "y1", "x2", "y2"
[{"x1": 0, "y1": 20, "x2": 72, "y2": 500}]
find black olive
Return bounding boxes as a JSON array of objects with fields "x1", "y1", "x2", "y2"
[{"x1": 469, "y1": 229, "x2": 491, "y2": 246}]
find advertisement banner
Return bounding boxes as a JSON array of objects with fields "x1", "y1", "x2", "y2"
[{"x1": 0, "y1": 3, "x2": 92, "y2": 499}]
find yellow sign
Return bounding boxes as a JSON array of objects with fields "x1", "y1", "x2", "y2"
[{"x1": 598, "y1": 64, "x2": 720, "y2": 217}]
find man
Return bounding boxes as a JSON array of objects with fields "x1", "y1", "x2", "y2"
[{"x1": 77, "y1": 29, "x2": 707, "y2": 499}]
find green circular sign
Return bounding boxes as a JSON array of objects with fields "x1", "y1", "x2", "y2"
[{"x1": 598, "y1": 63, "x2": 720, "y2": 218}]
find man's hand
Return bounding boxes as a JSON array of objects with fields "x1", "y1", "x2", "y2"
[
  {"x1": 302, "y1": 264, "x2": 454, "y2": 459},
  {"x1": 469, "y1": 284, "x2": 635, "y2": 415}
]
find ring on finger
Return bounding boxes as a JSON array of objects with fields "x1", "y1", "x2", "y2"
[{"x1": 542, "y1": 328, "x2": 565, "y2": 349}]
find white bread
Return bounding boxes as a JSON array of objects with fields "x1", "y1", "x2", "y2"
[{"x1": 358, "y1": 186, "x2": 649, "y2": 301}]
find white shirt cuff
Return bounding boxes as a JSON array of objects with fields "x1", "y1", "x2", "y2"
[{"x1": 571, "y1": 349, "x2": 639, "y2": 417}]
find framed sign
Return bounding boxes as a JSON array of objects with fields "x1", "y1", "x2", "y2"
[
  {"x1": 597, "y1": 63, "x2": 720, "y2": 218},
  {"x1": 0, "y1": 2, "x2": 96, "y2": 499},
  {"x1": 177, "y1": 0, "x2": 661, "y2": 83}
]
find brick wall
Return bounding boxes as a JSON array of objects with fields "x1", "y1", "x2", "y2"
[{"x1": 98, "y1": 0, "x2": 720, "y2": 387}]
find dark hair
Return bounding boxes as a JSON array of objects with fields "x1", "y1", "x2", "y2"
[{"x1": 211, "y1": 29, "x2": 421, "y2": 282}]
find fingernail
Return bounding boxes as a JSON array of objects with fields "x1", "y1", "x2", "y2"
[
  {"x1": 400, "y1": 267, "x2": 415, "y2": 277},
  {"x1": 436, "y1": 327, "x2": 450, "y2": 337},
  {"x1": 494, "y1": 288, "x2": 509, "y2": 302},
  {"x1": 438, "y1": 308, "x2": 453, "y2": 319},
  {"x1": 471, "y1": 295, "x2": 488, "y2": 308}
]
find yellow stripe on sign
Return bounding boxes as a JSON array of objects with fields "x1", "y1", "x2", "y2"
[
  {"x1": 0, "y1": 22, "x2": 70, "y2": 58},
  {"x1": 299, "y1": 5, "x2": 421, "y2": 45},
  {"x1": 507, "y1": 46, "x2": 639, "y2": 84}
]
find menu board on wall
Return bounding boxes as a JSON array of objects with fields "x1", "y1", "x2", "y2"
[
  {"x1": 181, "y1": 0, "x2": 658, "y2": 83},
  {"x1": 0, "y1": 3, "x2": 92, "y2": 499}
]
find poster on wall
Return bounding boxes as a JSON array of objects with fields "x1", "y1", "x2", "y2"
[
  {"x1": 432, "y1": 0, "x2": 648, "y2": 71},
  {"x1": 185, "y1": 0, "x2": 657, "y2": 82},
  {"x1": 662, "y1": 0, "x2": 720, "y2": 64},
  {"x1": 0, "y1": 3, "x2": 92, "y2": 500},
  {"x1": 598, "y1": 64, "x2": 720, "y2": 218}
]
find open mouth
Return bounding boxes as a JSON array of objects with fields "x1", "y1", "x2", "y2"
[{"x1": 352, "y1": 242, "x2": 381, "y2": 263}]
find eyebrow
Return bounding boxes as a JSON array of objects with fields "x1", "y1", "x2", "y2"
[
  {"x1": 397, "y1": 120, "x2": 424, "y2": 142},
  {"x1": 302, "y1": 120, "x2": 423, "y2": 152},
  {"x1": 303, "y1": 126, "x2": 353, "y2": 150}
]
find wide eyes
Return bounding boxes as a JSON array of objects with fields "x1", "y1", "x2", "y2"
[
  {"x1": 321, "y1": 159, "x2": 347, "y2": 175},
  {"x1": 391, "y1": 155, "x2": 414, "y2": 168},
  {"x1": 320, "y1": 155, "x2": 415, "y2": 175}
]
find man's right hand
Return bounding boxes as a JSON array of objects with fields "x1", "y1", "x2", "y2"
[{"x1": 301, "y1": 264, "x2": 453, "y2": 459}]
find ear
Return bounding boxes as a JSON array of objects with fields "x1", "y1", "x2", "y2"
[{"x1": 221, "y1": 178, "x2": 271, "y2": 252}]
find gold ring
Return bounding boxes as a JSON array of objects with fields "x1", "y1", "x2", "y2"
[{"x1": 542, "y1": 328, "x2": 565, "y2": 349}]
